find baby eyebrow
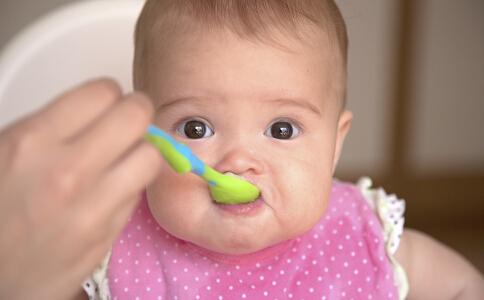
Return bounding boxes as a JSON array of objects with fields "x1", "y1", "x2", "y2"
[
  {"x1": 156, "y1": 97, "x2": 210, "y2": 112},
  {"x1": 267, "y1": 98, "x2": 322, "y2": 116},
  {"x1": 156, "y1": 96, "x2": 322, "y2": 116}
]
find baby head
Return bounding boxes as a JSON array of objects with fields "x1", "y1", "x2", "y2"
[{"x1": 133, "y1": 0, "x2": 353, "y2": 255}]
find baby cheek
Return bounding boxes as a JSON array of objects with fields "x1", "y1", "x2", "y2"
[{"x1": 282, "y1": 163, "x2": 331, "y2": 230}]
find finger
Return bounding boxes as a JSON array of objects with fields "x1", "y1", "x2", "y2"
[
  {"x1": 68, "y1": 92, "x2": 154, "y2": 176},
  {"x1": 80, "y1": 141, "x2": 161, "y2": 222},
  {"x1": 36, "y1": 78, "x2": 122, "y2": 141}
]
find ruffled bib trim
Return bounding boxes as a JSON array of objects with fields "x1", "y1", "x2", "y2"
[{"x1": 357, "y1": 177, "x2": 409, "y2": 300}]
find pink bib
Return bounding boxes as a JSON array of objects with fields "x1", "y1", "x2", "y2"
[{"x1": 108, "y1": 180, "x2": 399, "y2": 299}]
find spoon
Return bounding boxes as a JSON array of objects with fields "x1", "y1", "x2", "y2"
[{"x1": 145, "y1": 125, "x2": 260, "y2": 204}]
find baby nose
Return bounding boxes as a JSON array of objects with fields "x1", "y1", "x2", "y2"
[{"x1": 213, "y1": 145, "x2": 265, "y2": 176}]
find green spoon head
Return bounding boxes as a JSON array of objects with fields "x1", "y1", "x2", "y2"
[{"x1": 208, "y1": 173, "x2": 260, "y2": 204}]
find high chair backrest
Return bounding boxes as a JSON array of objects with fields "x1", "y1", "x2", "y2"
[{"x1": 0, "y1": 0, "x2": 144, "y2": 129}]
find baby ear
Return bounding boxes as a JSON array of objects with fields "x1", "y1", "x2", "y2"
[{"x1": 332, "y1": 110, "x2": 353, "y2": 173}]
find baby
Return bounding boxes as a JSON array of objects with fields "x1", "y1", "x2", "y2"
[{"x1": 83, "y1": 0, "x2": 483, "y2": 299}]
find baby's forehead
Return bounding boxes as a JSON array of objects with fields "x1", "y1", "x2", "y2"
[
  {"x1": 135, "y1": 0, "x2": 347, "y2": 63},
  {"x1": 134, "y1": 1, "x2": 348, "y2": 109}
]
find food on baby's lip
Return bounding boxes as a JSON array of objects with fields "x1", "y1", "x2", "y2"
[{"x1": 145, "y1": 125, "x2": 261, "y2": 204}]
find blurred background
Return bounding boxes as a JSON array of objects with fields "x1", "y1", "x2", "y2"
[{"x1": 0, "y1": 0, "x2": 483, "y2": 272}]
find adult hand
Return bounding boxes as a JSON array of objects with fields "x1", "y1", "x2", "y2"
[{"x1": 0, "y1": 79, "x2": 162, "y2": 300}]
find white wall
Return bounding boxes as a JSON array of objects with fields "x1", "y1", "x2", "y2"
[
  {"x1": 335, "y1": 0, "x2": 400, "y2": 176},
  {"x1": 0, "y1": 0, "x2": 76, "y2": 47},
  {"x1": 408, "y1": 0, "x2": 484, "y2": 175}
]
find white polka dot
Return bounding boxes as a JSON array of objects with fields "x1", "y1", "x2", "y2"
[
  {"x1": 146, "y1": 286, "x2": 151, "y2": 292},
  {"x1": 263, "y1": 291, "x2": 269, "y2": 296},
  {"x1": 272, "y1": 281, "x2": 277, "y2": 286},
  {"x1": 259, "y1": 275, "x2": 265, "y2": 281},
  {"x1": 124, "y1": 287, "x2": 129, "y2": 292},
  {"x1": 241, "y1": 293, "x2": 247, "y2": 298},
  {"x1": 206, "y1": 286, "x2": 211, "y2": 290},
  {"x1": 296, "y1": 281, "x2": 301, "y2": 286},
  {"x1": 317, "y1": 276, "x2": 323, "y2": 282},
  {"x1": 309, "y1": 287, "x2": 314, "y2": 293},
  {"x1": 229, "y1": 286, "x2": 234, "y2": 290}
]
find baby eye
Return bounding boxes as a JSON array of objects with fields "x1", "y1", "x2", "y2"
[
  {"x1": 265, "y1": 120, "x2": 301, "y2": 140},
  {"x1": 176, "y1": 119, "x2": 214, "y2": 139}
]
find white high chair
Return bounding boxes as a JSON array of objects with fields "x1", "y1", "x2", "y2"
[{"x1": 0, "y1": 0, "x2": 145, "y2": 129}]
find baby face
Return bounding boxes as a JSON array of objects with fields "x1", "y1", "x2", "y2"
[{"x1": 143, "y1": 26, "x2": 352, "y2": 255}]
